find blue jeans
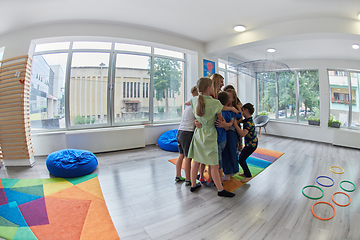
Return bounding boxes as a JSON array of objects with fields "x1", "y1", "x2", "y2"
[{"x1": 218, "y1": 140, "x2": 226, "y2": 169}]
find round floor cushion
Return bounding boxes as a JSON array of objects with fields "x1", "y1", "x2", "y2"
[
  {"x1": 158, "y1": 129, "x2": 179, "y2": 152},
  {"x1": 46, "y1": 149, "x2": 98, "y2": 178}
]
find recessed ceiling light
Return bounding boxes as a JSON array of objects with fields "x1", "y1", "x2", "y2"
[
  {"x1": 352, "y1": 44, "x2": 359, "y2": 49},
  {"x1": 267, "y1": 48, "x2": 276, "y2": 53},
  {"x1": 234, "y1": 25, "x2": 246, "y2": 32}
]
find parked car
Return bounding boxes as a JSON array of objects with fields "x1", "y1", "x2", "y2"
[
  {"x1": 300, "y1": 110, "x2": 315, "y2": 116},
  {"x1": 278, "y1": 110, "x2": 285, "y2": 116}
]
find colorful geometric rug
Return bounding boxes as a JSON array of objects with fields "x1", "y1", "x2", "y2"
[
  {"x1": 169, "y1": 147, "x2": 284, "y2": 192},
  {"x1": 0, "y1": 174, "x2": 119, "y2": 240}
]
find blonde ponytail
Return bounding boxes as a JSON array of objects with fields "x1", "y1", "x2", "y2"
[{"x1": 195, "y1": 77, "x2": 212, "y2": 117}]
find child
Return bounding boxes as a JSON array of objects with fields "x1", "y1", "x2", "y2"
[
  {"x1": 215, "y1": 91, "x2": 237, "y2": 180},
  {"x1": 175, "y1": 86, "x2": 198, "y2": 185},
  {"x1": 234, "y1": 103, "x2": 258, "y2": 183},
  {"x1": 223, "y1": 84, "x2": 244, "y2": 153},
  {"x1": 221, "y1": 88, "x2": 242, "y2": 180},
  {"x1": 188, "y1": 77, "x2": 235, "y2": 197}
]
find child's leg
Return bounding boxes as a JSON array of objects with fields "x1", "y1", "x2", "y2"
[
  {"x1": 211, "y1": 164, "x2": 223, "y2": 191},
  {"x1": 191, "y1": 161, "x2": 201, "y2": 188},
  {"x1": 184, "y1": 157, "x2": 192, "y2": 181},
  {"x1": 198, "y1": 163, "x2": 206, "y2": 182},
  {"x1": 175, "y1": 153, "x2": 185, "y2": 181},
  {"x1": 211, "y1": 164, "x2": 235, "y2": 197},
  {"x1": 238, "y1": 145, "x2": 257, "y2": 182}
]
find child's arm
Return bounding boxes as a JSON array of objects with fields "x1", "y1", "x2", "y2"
[
  {"x1": 194, "y1": 119, "x2": 202, "y2": 128},
  {"x1": 185, "y1": 100, "x2": 191, "y2": 106},
  {"x1": 234, "y1": 118, "x2": 248, "y2": 137},
  {"x1": 217, "y1": 112, "x2": 224, "y2": 122},
  {"x1": 216, "y1": 118, "x2": 233, "y2": 131},
  {"x1": 222, "y1": 105, "x2": 239, "y2": 114}
]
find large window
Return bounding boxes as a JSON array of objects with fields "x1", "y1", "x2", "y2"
[
  {"x1": 257, "y1": 70, "x2": 319, "y2": 123},
  {"x1": 329, "y1": 70, "x2": 359, "y2": 129},
  {"x1": 30, "y1": 40, "x2": 187, "y2": 131}
]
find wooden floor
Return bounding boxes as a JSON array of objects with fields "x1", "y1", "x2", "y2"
[{"x1": 1, "y1": 135, "x2": 360, "y2": 240}]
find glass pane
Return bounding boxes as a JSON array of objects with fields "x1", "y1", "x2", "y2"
[
  {"x1": 227, "y1": 71, "x2": 237, "y2": 90},
  {"x1": 329, "y1": 70, "x2": 348, "y2": 128},
  {"x1": 115, "y1": 43, "x2": 151, "y2": 53},
  {"x1": 72, "y1": 41, "x2": 112, "y2": 50},
  {"x1": 34, "y1": 42, "x2": 70, "y2": 52},
  {"x1": 153, "y1": 58, "x2": 184, "y2": 122},
  {"x1": 69, "y1": 52, "x2": 110, "y2": 126},
  {"x1": 218, "y1": 62, "x2": 226, "y2": 69},
  {"x1": 30, "y1": 53, "x2": 67, "y2": 130},
  {"x1": 154, "y1": 48, "x2": 184, "y2": 59},
  {"x1": 350, "y1": 72, "x2": 360, "y2": 129},
  {"x1": 278, "y1": 71, "x2": 296, "y2": 121},
  {"x1": 114, "y1": 54, "x2": 150, "y2": 123},
  {"x1": 0, "y1": 46, "x2": 4, "y2": 61},
  {"x1": 258, "y1": 72, "x2": 276, "y2": 118},
  {"x1": 299, "y1": 70, "x2": 320, "y2": 123}
]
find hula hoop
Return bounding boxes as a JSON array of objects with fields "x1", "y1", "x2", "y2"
[
  {"x1": 302, "y1": 185, "x2": 324, "y2": 200},
  {"x1": 330, "y1": 166, "x2": 344, "y2": 174},
  {"x1": 316, "y1": 176, "x2": 334, "y2": 187},
  {"x1": 332, "y1": 192, "x2": 351, "y2": 207},
  {"x1": 311, "y1": 202, "x2": 336, "y2": 220},
  {"x1": 340, "y1": 180, "x2": 356, "y2": 192}
]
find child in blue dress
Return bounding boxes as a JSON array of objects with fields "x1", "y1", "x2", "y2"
[{"x1": 188, "y1": 77, "x2": 235, "y2": 197}]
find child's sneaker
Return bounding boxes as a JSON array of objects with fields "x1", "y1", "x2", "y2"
[
  {"x1": 175, "y1": 176, "x2": 186, "y2": 182},
  {"x1": 206, "y1": 179, "x2": 215, "y2": 187},
  {"x1": 199, "y1": 178, "x2": 207, "y2": 184},
  {"x1": 185, "y1": 180, "x2": 200, "y2": 186}
]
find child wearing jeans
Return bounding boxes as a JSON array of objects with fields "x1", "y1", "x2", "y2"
[
  {"x1": 188, "y1": 77, "x2": 235, "y2": 197},
  {"x1": 234, "y1": 103, "x2": 258, "y2": 183}
]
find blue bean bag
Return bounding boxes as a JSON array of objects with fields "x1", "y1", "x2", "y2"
[
  {"x1": 46, "y1": 149, "x2": 98, "y2": 178},
  {"x1": 158, "y1": 129, "x2": 179, "y2": 152}
]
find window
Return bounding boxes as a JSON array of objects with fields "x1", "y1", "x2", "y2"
[
  {"x1": 31, "y1": 40, "x2": 188, "y2": 131},
  {"x1": 278, "y1": 71, "x2": 296, "y2": 121},
  {"x1": 114, "y1": 54, "x2": 150, "y2": 123},
  {"x1": 69, "y1": 52, "x2": 110, "y2": 126},
  {"x1": 258, "y1": 72, "x2": 277, "y2": 117},
  {"x1": 298, "y1": 70, "x2": 320, "y2": 122},
  {"x1": 257, "y1": 70, "x2": 319, "y2": 123},
  {"x1": 153, "y1": 57, "x2": 184, "y2": 122},
  {"x1": 30, "y1": 53, "x2": 67, "y2": 130},
  {"x1": 329, "y1": 70, "x2": 359, "y2": 129}
]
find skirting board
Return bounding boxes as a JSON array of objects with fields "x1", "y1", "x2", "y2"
[{"x1": 3, "y1": 156, "x2": 35, "y2": 167}]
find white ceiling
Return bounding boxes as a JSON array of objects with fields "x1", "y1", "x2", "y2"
[{"x1": 2, "y1": 0, "x2": 360, "y2": 62}]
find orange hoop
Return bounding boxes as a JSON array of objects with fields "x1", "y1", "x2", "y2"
[
  {"x1": 311, "y1": 201, "x2": 336, "y2": 220},
  {"x1": 332, "y1": 192, "x2": 351, "y2": 207}
]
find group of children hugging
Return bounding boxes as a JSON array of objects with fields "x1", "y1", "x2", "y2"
[{"x1": 175, "y1": 74, "x2": 258, "y2": 198}]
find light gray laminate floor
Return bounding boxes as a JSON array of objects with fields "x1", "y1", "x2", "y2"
[{"x1": 1, "y1": 135, "x2": 359, "y2": 240}]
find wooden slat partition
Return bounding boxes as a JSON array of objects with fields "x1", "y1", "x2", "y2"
[{"x1": 0, "y1": 55, "x2": 34, "y2": 164}]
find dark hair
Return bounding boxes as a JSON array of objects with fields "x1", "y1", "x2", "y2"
[
  {"x1": 223, "y1": 85, "x2": 235, "y2": 91},
  {"x1": 217, "y1": 91, "x2": 229, "y2": 106},
  {"x1": 242, "y1": 103, "x2": 254, "y2": 115}
]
